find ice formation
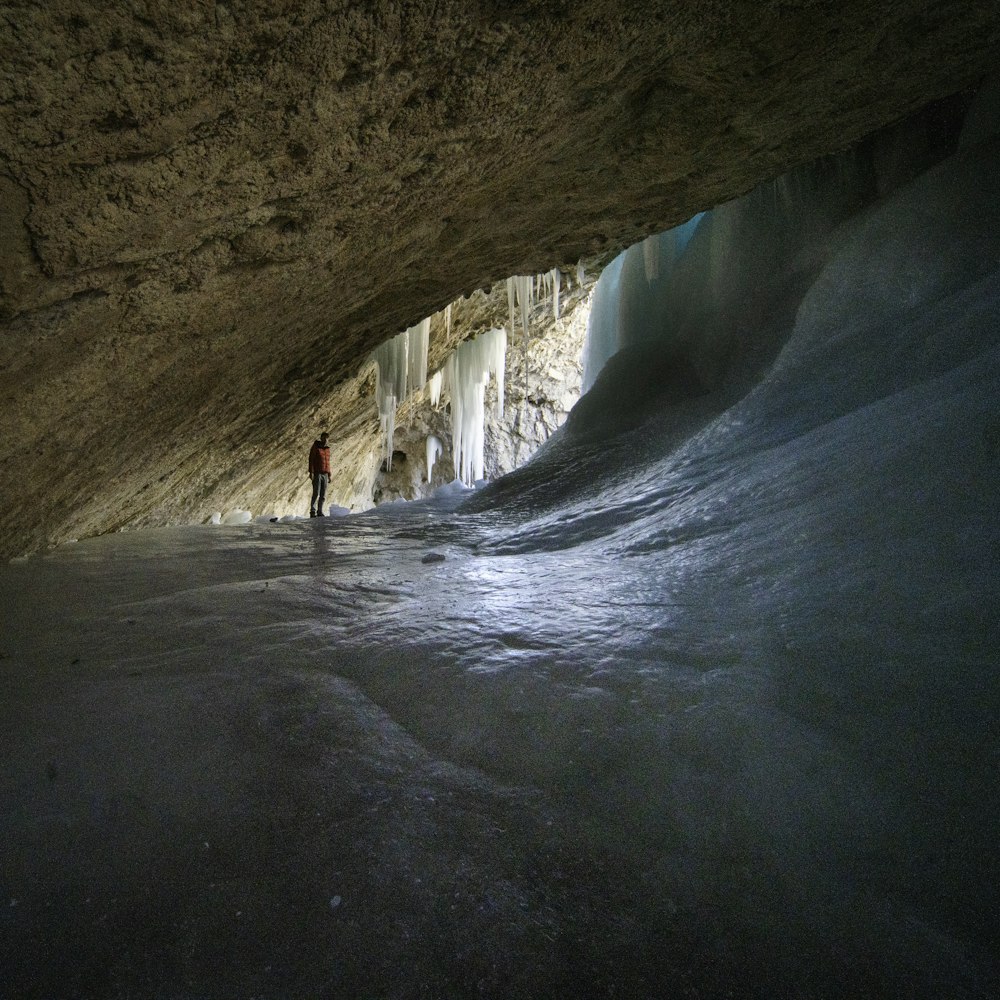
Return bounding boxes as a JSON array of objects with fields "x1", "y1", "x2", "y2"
[
  {"x1": 505, "y1": 268, "x2": 562, "y2": 337},
  {"x1": 428, "y1": 370, "x2": 443, "y2": 407},
  {"x1": 443, "y1": 327, "x2": 507, "y2": 484},
  {"x1": 642, "y1": 235, "x2": 659, "y2": 283},
  {"x1": 371, "y1": 318, "x2": 431, "y2": 469},
  {"x1": 425, "y1": 434, "x2": 443, "y2": 480},
  {"x1": 546, "y1": 268, "x2": 561, "y2": 320},
  {"x1": 581, "y1": 254, "x2": 625, "y2": 393},
  {"x1": 506, "y1": 275, "x2": 533, "y2": 338},
  {"x1": 580, "y1": 211, "x2": 708, "y2": 392}
]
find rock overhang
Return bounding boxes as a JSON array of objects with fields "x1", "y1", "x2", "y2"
[{"x1": 1, "y1": 2, "x2": 998, "y2": 557}]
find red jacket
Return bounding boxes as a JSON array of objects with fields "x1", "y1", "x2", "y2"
[{"x1": 309, "y1": 440, "x2": 331, "y2": 476}]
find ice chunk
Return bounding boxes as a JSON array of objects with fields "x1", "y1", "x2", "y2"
[
  {"x1": 433, "y1": 478, "x2": 473, "y2": 496},
  {"x1": 221, "y1": 510, "x2": 252, "y2": 525}
]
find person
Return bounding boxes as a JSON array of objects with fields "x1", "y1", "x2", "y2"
[{"x1": 308, "y1": 432, "x2": 331, "y2": 517}]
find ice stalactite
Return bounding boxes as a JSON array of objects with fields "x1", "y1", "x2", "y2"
[
  {"x1": 507, "y1": 275, "x2": 534, "y2": 416},
  {"x1": 504, "y1": 269, "x2": 563, "y2": 334},
  {"x1": 425, "y1": 434, "x2": 443, "y2": 480},
  {"x1": 406, "y1": 318, "x2": 430, "y2": 399},
  {"x1": 541, "y1": 268, "x2": 561, "y2": 319},
  {"x1": 371, "y1": 319, "x2": 431, "y2": 470},
  {"x1": 510, "y1": 275, "x2": 534, "y2": 337},
  {"x1": 443, "y1": 327, "x2": 507, "y2": 485},
  {"x1": 428, "y1": 370, "x2": 443, "y2": 407}
]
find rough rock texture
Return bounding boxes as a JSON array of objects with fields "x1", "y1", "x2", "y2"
[{"x1": 1, "y1": 2, "x2": 998, "y2": 556}]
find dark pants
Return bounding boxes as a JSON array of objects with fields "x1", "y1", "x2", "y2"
[{"x1": 310, "y1": 473, "x2": 329, "y2": 515}]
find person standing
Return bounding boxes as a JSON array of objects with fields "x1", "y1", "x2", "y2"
[{"x1": 308, "y1": 432, "x2": 331, "y2": 517}]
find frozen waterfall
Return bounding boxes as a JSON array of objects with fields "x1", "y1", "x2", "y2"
[{"x1": 582, "y1": 213, "x2": 704, "y2": 393}]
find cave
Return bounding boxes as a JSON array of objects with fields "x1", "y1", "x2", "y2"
[{"x1": 2, "y1": 4, "x2": 999, "y2": 998}]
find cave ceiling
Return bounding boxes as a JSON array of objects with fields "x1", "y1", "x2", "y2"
[{"x1": 1, "y1": 1, "x2": 998, "y2": 556}]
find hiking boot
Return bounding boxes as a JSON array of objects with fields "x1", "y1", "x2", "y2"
[{"x1": 309, "y1": 510, "x2": 316, "y2": 518}]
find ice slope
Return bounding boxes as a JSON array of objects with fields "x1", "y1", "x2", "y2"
[{"x1": 1, "y1": 131, "x2": 999, "y2": 997}]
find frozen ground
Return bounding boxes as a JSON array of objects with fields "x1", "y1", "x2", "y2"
[{"x1": 2, "y1": 136, "x2": 999, "y2": 998}]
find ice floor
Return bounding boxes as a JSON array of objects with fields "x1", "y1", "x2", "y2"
[{"x1": 2, "y1": 133, "x2": 999, "y2": 999}]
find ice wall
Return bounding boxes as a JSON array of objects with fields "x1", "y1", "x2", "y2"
[
  {"x1": 457, "y1": 94, "x2": 1000, "y2": 994},
  {"x1": 582, "y1": 215, "x2": 702, "y2": 393}
]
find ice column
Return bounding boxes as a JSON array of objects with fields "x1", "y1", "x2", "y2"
[
  {"x1": 446, "y1": 327, "x2": 507, "y2": 484},
  {"x1": 425, "y1": 434, "x2": 443, "y2": 481}
]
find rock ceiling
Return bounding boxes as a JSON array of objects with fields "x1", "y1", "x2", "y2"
[{"x1": 1, "y1": 2, "x2": 998, "y2": 557}]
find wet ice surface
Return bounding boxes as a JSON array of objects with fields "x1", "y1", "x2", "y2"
[
  {"x1": 3, "y1": 143, "x2": 1000, "y2": 998},
  {"x1": 3, "y1": 360, "x2": 998, "y2": 997}
]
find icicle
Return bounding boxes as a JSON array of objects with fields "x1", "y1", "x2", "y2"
[
  {"x1": 513, "y1": 275, "x2": 533, "y2": 337},
  {"x1": 550, "y1": 267, "x2": 561, "y2": 320},
  {"x1": 445, "y1": 302, "x2": 452, "y2": 340},
  {"x1": 406, "y1": 318, "x2": 429, "y2": 394},
  {"x1": 429, "y1": 370, "x2": 443, "y2": 407},
  {"x1": 379, "y1": 407, "x2": 396, "y2": 470},
  {"x1": 425, "y1": 434, "x2": 443, "y2": 480},
  {"x1": 506, "y1": 277, "x2": 517, "y2": 341},
  {"x1": 447, "y1": 327, "x2": 507, "y2": 485},
  {"x1": 371, "y1": 318, "x2": 431, "y2": 471},
  {"x1": 577, "y1": 260, "x2": 586, "y2": 288},
  {"x1": 494, "y1": 332, "x2": 506, "y2": 420}
]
